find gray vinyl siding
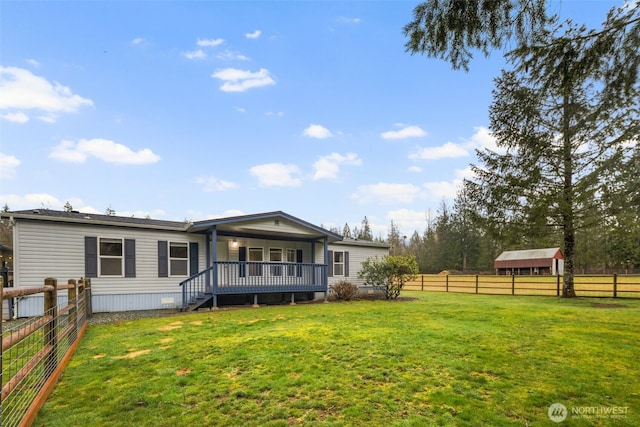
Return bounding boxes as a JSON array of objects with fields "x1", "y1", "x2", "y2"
[
  {"x1": 317, "y1": 242, "x2": 389, "y2": 287},
  {"x1": 14, "y1": 292, "x2": 184, "y2": 317},
  {"x1": 13, "y1": 220, "x2": 205, "y2": 297}
]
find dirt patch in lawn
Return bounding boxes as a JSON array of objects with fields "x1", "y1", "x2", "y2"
[
  {"x1": 591, "y1": 303, "x2": 628, "y2": 309},
  {"x1": 114, "y1": 349, "x2": 151, "y2": 359},
  {"x1": 157, "y1": 321, "x2": 184, "y2": 331}
]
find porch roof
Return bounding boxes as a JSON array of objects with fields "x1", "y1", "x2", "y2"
[{"x1": 189, "y1": 211, "x2": 343, "y2": 243}]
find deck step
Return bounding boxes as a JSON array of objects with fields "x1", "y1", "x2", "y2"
[{"x1": 186, "y1": 295, "x2": 213, "y2": 312}]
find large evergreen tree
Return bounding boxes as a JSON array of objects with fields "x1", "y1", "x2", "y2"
[
  {"x1": 403, "y1": 0, "x2": 548, "y2": 70},
  {"x1": 467, "y1": 8, "x2": 640, "y2": 296}
]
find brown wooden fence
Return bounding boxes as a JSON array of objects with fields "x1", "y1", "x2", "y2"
[
  {"x1": 404, "y1": 274, "x2": 640, "y2": 298},
  {"x1": 1, "y1": 278, "x2": 91, "y2": 427}
]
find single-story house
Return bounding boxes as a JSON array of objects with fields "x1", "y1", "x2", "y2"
[
  {"x1": 3, "y1": 209, "x2": 389, "y2": 317},
  {"x1": 494, "y1": 247, "x2": 564, "y2": 276}
]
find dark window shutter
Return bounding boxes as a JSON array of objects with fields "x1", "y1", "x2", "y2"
[
  {"x1": 124, "y1": 239, "x2": 136, "y2": 278},
  {"x1": 238, "y1": 246, "x2": 246, "y2": 278},
  {"x1": 328, "y1": 250, "x2": 334, "y2": 277},
  {"x1": 84, "y1": 236, "x2": 98, "y2": 278},
  {"x1": 296, "y1": 249, "x2": 303, "y2": 277},
  {"x1": 189, "y1": 242, "x2": 199, "y2": 276},
  {"x1": 158, "y1": 241, "x2": 168, "y2": 277},
  {"x1": 344, "y1": 251, "x2": 350, "y2": 277}
]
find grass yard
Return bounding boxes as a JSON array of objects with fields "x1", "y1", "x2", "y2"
[{"x1": 36, "y1": 293, "x2": 639, "y2": 426}]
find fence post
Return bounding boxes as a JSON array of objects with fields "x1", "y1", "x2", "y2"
[
  {"x1": 68, "y1": 279, "x2": 77, "y2": 343},
  {"x1": 421, "y1": 275, "x2": 424, "y2": 291},
  {"x1": 44, "y1": 277, "x2": 58, "y2": 380},
  {"x1": 475, "y1": 275, "x2": 479, "y2": 294},
  {"x1": 556, "y1": 275, "x2": 561, "y2": 297},
  {"x1": 85, "y1": 278, "x2": 93, "y2": 317},
  {"x1": 613, "y1": 274, "x2": 617, "y2": 298},
  {"x1": 445, "y1": 275, "x2": 449, "y2": 292},
  {"x1": 511, "y1": 274, "x2": 515, "y2": 296},
  {"x1": 1, "y1": 272, "x2": 3, "y2": 398}
]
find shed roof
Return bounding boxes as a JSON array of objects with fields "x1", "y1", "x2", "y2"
[{"x1": 495, "y1": 248, "x2": 563, "y2": 262}]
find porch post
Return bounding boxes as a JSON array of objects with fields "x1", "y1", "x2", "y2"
[
  {"x1": 311, "y1": 241, "x2": 316, "y2": 285},
  {"x1": 323, "y1": 237, "x2": 329, "y2": 301},
  {"x1": 205, "y1": 234, "x2": 211, "y2": 292},
  {"x1": 211, "y1": 227, "x2": 218, "y2": 306}
]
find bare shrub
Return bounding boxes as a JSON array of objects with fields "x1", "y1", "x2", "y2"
[{"x1": 329, "y1": 280, "x2": 360, "y2": 301}]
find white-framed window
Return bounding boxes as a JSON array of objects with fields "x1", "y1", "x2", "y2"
[
  {"x1": 100, "y1": 238, "x2": 123, "y2": 276},
  {"x1": 270, "y1": 248, "x2": 283, "y2": 276},
  {"x1": 249, "y1": 247, "x2": 263, "y2": 276},
  {"x1": 169, "y1": 242, "x2": 188, "y2": 276},
  {"x1": 286, "y1": 248, "x2": 296, "y2": 276},
  {"x1": 334, "y1": 251, "x2": 345, "y2": 276}
]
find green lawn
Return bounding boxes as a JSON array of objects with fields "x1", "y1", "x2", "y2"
[{"x1": 36, "y1": 293, "x2": 639, "y2": 426}]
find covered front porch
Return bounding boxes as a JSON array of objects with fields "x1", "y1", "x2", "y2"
[{"x1": 180, "y1": 211, "x2": 342, "y2": 310}]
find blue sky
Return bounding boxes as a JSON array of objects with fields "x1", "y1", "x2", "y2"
[{"x1": 0, "y1": 1, "x2": 621, "y2": 238}]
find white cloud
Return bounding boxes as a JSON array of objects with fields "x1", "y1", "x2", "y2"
[
  {"x1": 386, "y1": 209, "x2": 428, "y2": 233},
  {"x1": 50, "y1": 139, "x2": 161, "y2": 165},
  {"x1": 211, "y1": 68, "x2": 275, "y2": 92},
  {"x1": 26, "y1": 59, "x2": 40, "y2": 68},
  {"x1": 338, "y1": 16, "x2": 361, "y2": 24},
  {"x1": 410, "y1": 141, "x2": 469, "y2": 160},
  {"x1": 250, "y1": 163, "x2": 302, "y2": 187},
  {"x1": 37, "y1": 115, "x2": 56, "y2": 123},
  {"x1": 130, "y1": 37, "x2": 147, "y2": 46},
  {"x1": 313, "y1": 152, "x2": 362, "y2": 180},
  {"x1": 352, "y1": 183, "x2": 421, "y2": 205},
  {"x1": 468, "y1": 126, "x2": 499, "y2": 151},
  {"x1": 197, "y1": 38, "x2": 224, "y2": 47},
  {"x1": 0, "y1": 194, "x2": 99, "y2": 213},
  {"x1": 409, "y1": 127, "x2": 497, "y2": 161},
  {"x1": 195, "y1": 209, "x2": 246, "y2": 220},
  {"x1": 0, "y1": 153, "x2": 20, "y2": 179},
  {"x1": 217, "y1": 50, "x2": 249, "y2": 61},
  {"x1": 1, "y1": 112, "x2": 29, "y2": 123},
  {"x1": 303, "y1": 124, "x2": 333, "y2": 139},
  {"x1": 182, "y1": 49, "x2": 206, "y2": 60},
  {"x1": 266, "y1": 111, "x2": 284, "y2": 117},
  {"x1": 0, "y1": 193, "x2": 62, "y2": 210},
  {"x1": 422, "y1": 167, "x2": 472, "y2": 199},
  {"x1": 235, "y1": 107, "x2": 246, "y2": 113},
  {"x1": 245, "y1": 30, "x2": 261, "y2": 39},
  {"x1": 408, "y1": 165, "x2": 422, "y2": 173},
  {"x1": 381, "y1": 125, "x2": 426, "y2": 140},
  {"x1": 455, "y1": 166, "x2": 475, "y2": 180},
  {"x1": 423, "y1": 181, "x2": 462, "y2": 199},
  {"x1": 194, "y1": 175, "x2": 238, "y2": 192},
  {"x1": 0, "y1": 66, "x2": 93, "y2": 122}
]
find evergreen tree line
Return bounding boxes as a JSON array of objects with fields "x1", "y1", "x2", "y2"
[{"x1": 337, "y1": 158, "x2": 639, "y2": 275}]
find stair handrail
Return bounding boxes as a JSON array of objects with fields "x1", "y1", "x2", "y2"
[{"x1": 179, "y1": 265, "x2": 214, "y2": 310}]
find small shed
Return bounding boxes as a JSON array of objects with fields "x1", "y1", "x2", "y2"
[{"x1": 494, "y1": 248, "x2": 564, "y2": 276}]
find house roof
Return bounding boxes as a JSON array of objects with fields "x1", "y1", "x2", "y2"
[
  {"x1": 3, "y1": 209, "x2": 344, "y2": 242},
  {"x1": 495, "y1": 248, "x2": 563, "y2": 262},
  {"x1": 190, "y1": 211, "x2": 343, "y2": 242},
  {"x1": 4, "y1": 209, "x2": 190, "y2": 231},
  {"x1": 334, "y1": 238, "x2": 390, "y2": 249}
]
